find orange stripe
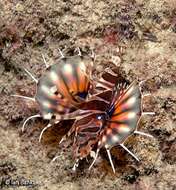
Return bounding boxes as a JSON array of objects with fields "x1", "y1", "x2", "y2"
[
  {"x1": 111, "y1": 112, "x2": 129, "y2": 121},
  {"x1": 113, "y1": 105, "x2": 124, "y2": 116},
  {"x1": 115, "y1": 83, "x2": 137, "y2": 108},
  {"x1": 54, "y1": 74, "x2": 75, "y2": 104},
  {"x1": 77, "y1": 68, "x2": 87, "y2": 92},
  {"x1": 64, "y1": 70, "x2": 78, "y2": 93}
]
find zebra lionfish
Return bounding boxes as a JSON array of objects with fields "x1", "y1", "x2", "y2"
[
  {"x1": 12, "y1": 49, "x2": 155, "y2": 173},
  {"x1": 69, "y1": 69, "x2": 155, "y2": 173},
  {"x1": 12, "y1": 49, "x2": 94, "y2": 142}
]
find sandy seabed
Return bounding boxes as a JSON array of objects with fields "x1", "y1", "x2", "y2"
[{"x1": 0, "y1": 0, "x2": 176, "y2": 189}]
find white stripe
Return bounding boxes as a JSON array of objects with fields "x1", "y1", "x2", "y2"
[
  {"x1": 24, "y1": 68, "x2": 38, "y2": 83},
  {"x1": 106, "y1": 149, "x2": 115, "y2": 173},
  {"x1": 142, "y1": 112, "x2": 155, "y2": 115},
  {"x1": 120, "y1": 144, "x2": 139, "y2": 161},
  {"x1": 11, "y1": 95, "x2": 35, "y2": 102},
  {"x1": 88, "y1": 149, "x2": 99, "y2": 171},
  {"x1": 39, "y1": 123, "x2": 52, "y2": 142},
  {"x1": 42, "y1": 54, "x2": 49, "y2": 68},
  {"x1": 134, "y1": 131, "x2": 153, "y2": 138},
  {"x1": 22, "y1": 114, "x2": 41, "y2": 132}
]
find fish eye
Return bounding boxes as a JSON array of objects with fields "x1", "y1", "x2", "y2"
[{"x1": 97, "y1": 115, "x2": 102, "y2": 120}]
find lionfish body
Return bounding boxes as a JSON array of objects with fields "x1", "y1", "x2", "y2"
[
  {"x1": 71, "y1": 69, "x2": 154, "y2": 173},
  {"x1": 13, "y1": 51, "x2": 154, "y2": 173},
  {"x1": 71, "y1": 70, "x2": 126, "y2": 158},
  {"x1": 72, "y1": 90, "x2": 112, "y2": 159}
]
